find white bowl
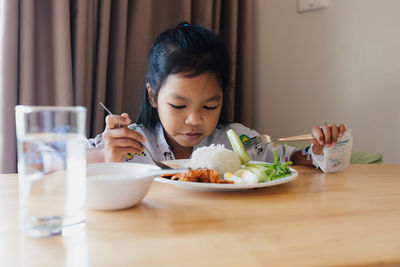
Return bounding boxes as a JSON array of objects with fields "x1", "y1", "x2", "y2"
[{"x1": 86, "y1": 162, "x2": 160, "y2": 211}]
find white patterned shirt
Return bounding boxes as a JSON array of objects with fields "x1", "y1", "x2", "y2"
[{"x1": 87, "y1": 123, "x2": 298, "y2": 164}]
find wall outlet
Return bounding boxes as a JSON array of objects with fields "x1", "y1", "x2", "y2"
[{"x1": 298, "y1": 0, "x2": 328, "y2": 13}]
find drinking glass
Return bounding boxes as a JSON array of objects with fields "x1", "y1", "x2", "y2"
[{"x1": 15, "y1": 106, "x2": 87, "y2": 237}]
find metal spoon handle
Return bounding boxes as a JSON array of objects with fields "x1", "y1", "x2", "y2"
[{"x1": 99, "y1": 102, "x2": 113, "y2": 116}]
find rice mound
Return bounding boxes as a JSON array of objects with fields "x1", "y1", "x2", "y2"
[{"x1": 186, "y1": 144, "x2": 242, "y2": 176}]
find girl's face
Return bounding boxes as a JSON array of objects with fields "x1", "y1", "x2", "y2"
[{"x1": 152, "y1": 72, "x2": 223, "y2": 150}]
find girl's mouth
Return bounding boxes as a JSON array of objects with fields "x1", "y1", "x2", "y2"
[{"x1": 182, "y1": 133, "x2": 202, "y2": 141}]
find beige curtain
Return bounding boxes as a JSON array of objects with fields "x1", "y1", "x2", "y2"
[
  {"x1": 0, "y1": 0, "x2": 19, "y2": 174},
  {"x1": 0, "y1": 0, "x2": 253, "y2": 173}
]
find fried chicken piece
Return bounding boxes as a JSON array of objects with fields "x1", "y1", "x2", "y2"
[
  {"x1": 170, "y1": 168, "x2": 233, "y2": 184},
  {"x1": 171, "y1": 168, "x2": 201, "y2": 182},
  {"x1": 199, "y1": 168, "x2": 220, "y2": 183}
]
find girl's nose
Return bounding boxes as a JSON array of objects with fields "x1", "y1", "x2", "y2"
[{"x1": 185, "y1": 111, "x2": 203, "y2": 125}]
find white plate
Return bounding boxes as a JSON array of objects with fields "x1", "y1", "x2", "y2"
[{"x1": 154, "y1": 160, "x2": 298, "y2": 191}]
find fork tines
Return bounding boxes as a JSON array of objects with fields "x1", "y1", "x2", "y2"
[{"x1": 243, "y1": 135, "x2": 266, "y2": 150}]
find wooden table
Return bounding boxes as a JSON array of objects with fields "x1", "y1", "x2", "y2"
[{"x1": 1, "y1": 164, "x2": 400, "y2": 266}]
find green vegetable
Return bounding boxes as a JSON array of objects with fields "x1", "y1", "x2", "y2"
[
  {"x1": 243, "y1": 166, "x2": 268, "y2": 182},
  {"x1": 244, "y1": 162, "x2": 269, "y2": 170},
  {"x1": 226, "y1": 129, "x2": 292, "y2": 182},
  {"x1": 245, "y1": 150, "x2": 293, "y2": 182},
  {"x1": 227, "y1": 129, "x2": 251, "y2": 164}
]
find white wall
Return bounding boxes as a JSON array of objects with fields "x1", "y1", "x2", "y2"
[{"x1": 253, "y1": 0, "x2": 400, "y2": 163}]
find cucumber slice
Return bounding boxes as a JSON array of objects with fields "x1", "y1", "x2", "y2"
[
  {"x1": 244, "y1": 166, "x2": 268, "y2": 182},
  {"x1": 227, "y1": 129, "x2": 251, "y2": 164},
  {"x1": 244, "y1": 162, "x2": 269, "y2": 170}
]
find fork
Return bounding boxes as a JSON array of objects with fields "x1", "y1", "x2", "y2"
[
  {"x1": 243, "y1": 133, "x2": 314, "y2": 150},
  {"x1": 99, "y1": 102, "x2": 172, "y2": 169}
]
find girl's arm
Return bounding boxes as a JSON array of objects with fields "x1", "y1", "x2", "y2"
[
  {"x1": 291, "y1": 150, "x2": 313, "y2": 166},
  {"x1": 87, "y1": 147, "x2": 105, "y2": 163}
]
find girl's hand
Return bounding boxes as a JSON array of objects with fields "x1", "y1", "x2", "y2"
[
  {"x1": 311, "y1": 123, "x2": 346, "y2": 155},
  {"x1": 101, "y1": 113, "x2": 146, "y2": 162}
]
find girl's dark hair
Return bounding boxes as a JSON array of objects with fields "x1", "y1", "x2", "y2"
[{"x1": 137, "y1": 21, "x2": 231, "y2": 129}]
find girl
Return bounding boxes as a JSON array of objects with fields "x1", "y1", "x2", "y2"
[{"x1": 87, "y1": 22, "x2": 347, "y2": 171}]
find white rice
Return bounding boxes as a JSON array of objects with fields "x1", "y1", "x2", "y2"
[{"x1": 186, "y1": 144, "x2": 242, "y2": 176}]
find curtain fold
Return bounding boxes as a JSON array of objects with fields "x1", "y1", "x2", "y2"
[
  {"x1": 0, "y1": 0, "x2": 19, "y2": 173},
  {"x1": 235, "y1": 0, "x2": 254, "y2": 125},
  {"x1": 0, "y1": 0, "x2": 253, "y2": 173},
  {"x1": 88, "y1": 0, "x2": 112, "y2": 135},
  {"x1": 20, "y1": 0, "x2": 74, "y2": 105}
]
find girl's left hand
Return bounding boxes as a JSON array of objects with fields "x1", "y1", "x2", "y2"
[{"x1": 311, "y1": 123, "x2": 346, "y2": 155}]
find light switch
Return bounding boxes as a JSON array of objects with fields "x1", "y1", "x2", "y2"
[{"x1": 298, "y1": 0, "x2": 328, "y2": 13}]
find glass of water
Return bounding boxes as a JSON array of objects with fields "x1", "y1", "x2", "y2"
[{"x1": 15, "y1": 106, "x2": 87, "y2": 237}]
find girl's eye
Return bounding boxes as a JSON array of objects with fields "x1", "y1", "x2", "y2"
[
  {"x1": 169, "y1": 104, "x2": 185, "y2": 109},
  {"x1": 204, "y1": 106, "x2": 218, "y2": 110}
]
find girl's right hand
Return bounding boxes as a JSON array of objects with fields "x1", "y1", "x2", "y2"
[{"x1": 101, "y1": 113, "x2": 146, "y2": 162}]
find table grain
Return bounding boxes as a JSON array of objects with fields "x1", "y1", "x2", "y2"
[{"x1": 1, "y1": 164, "x2": 400, "y2": 266}]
